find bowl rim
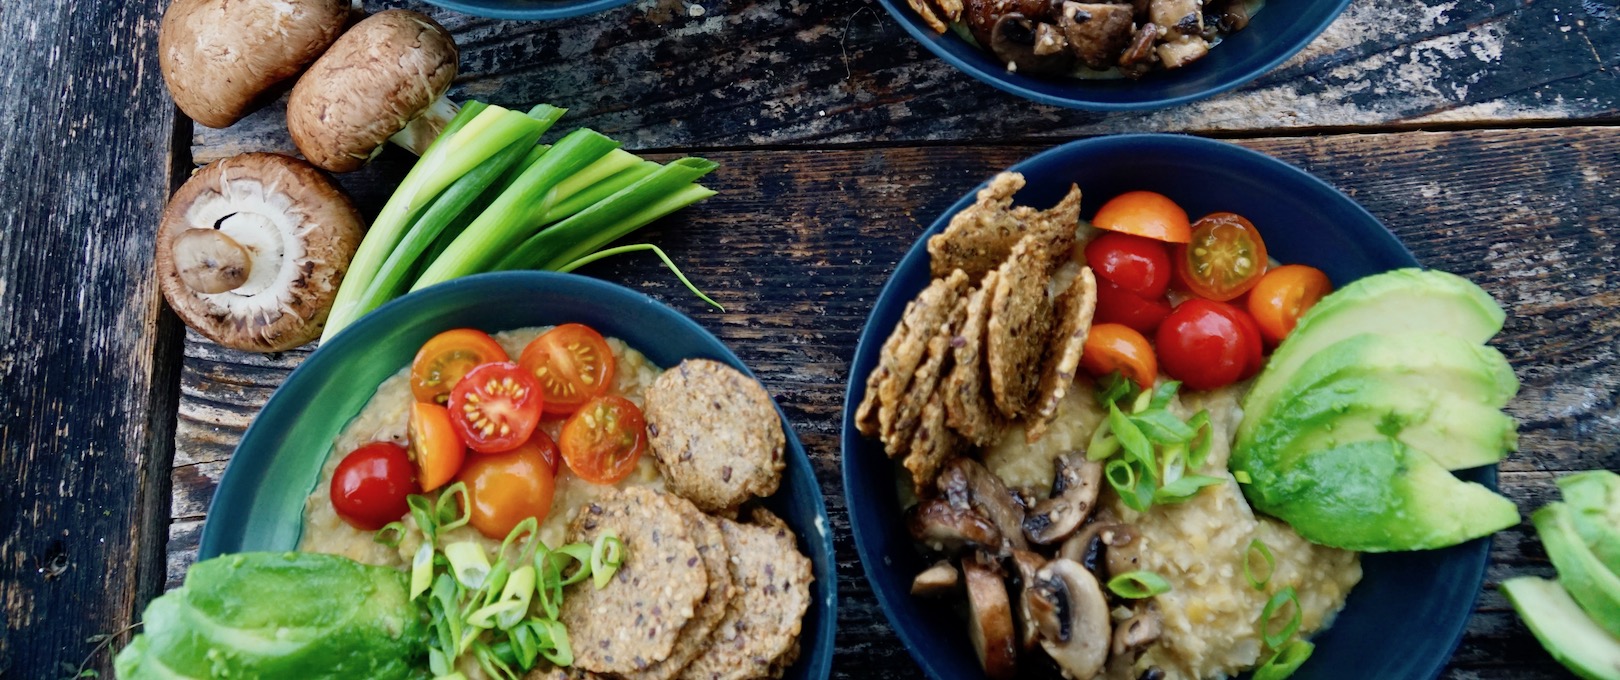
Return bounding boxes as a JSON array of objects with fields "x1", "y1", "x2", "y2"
[
  {"x1": 198, "y1": 270, "x2": 836, "y2": 680},
  {"x1": 840, "y1": 133, "x2": 1492, "y2": 680},
  {"x1": 422, "y1": 0, "x2": 636, "y2": 20},
  {"x1": 874, "y1": 0, "x2": 1355, "y2": 111}
]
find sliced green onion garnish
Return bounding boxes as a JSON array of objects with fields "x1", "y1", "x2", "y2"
[
  {"x1": 467, "y1": 599, "x2": 528, "y2": 631},
  {"x1": 557, "y1": 243, "x2": 725, "y2": 311},
  {"x1": 1086, "y1": 418, "x2": 1118, "y2": 461},
  {"x1": 1245, "y1": 539, "x2": 1276, "y2": 590},
  {"x1": 436, "y1": 482, "x2": 472, "y2": 532},
  {"x1": 1107, "y1": 570, "x2": 1172, "y2": 599},
  {"x1": 1149, "y1": 380, "x2": 1181, "y2": 410},
  {"x1": 446, "y1": 542, "x2": 492, "y2": 590},
  {"x1": 409, "y1": 495, "x2": 439, "y2": 544},
  {"x1": 1095, "y1": 370, "x2": 1137, "y2": 408},
  {"x1": 1130, "y1": 388, "x2": 1153, "y2": 414},
  {"x1": 375, "y1": 521, "x2": 406, "y2": 548},
  {"x1": 1154, "y1": 474, "x2": 1223, "y2": 503},
  {"x1": 1105, "y1": 459, "x2": 1136, "y2": 498},
  {"x1": 1234, "y1": 470, "x2": 1253, "y2": 484},
  {"x1": 538, "y1": 618, "x2": 574, "y2": 667},
  {"x1": 1108, "y1": 402, "x2": 1154, "y2": 470},
  {"x1": 1260, "y1": 586, "x2": 1302, "y2": 649},
  {"x1": 1253, "y1": 639, "x2": 1314, "y2": 680},
  {"x1": 1130, "y1": 408, "x2": 1196, "y2": 445},
  {"x1": 410, "y1": 543, "x2": 436, "y2": 600},
  {"x1": 592, "y1": 533, "x2": 625, "y2": 589},
  {"x1": 1161, "y1": 444, "x2": 1186, "y2": 484},
  {"x1": 497, "y1": 565, "x2": 536, "y2": 629},
  {"x1": 498, "y1": 516, "x2": 540, "y2": 566},
  {"x1": 549, "y1": 542, "x2": 594, "y2": 587},
  {"x1": 1187, "y1": 409, "x2": 1214, "y2": 468}
]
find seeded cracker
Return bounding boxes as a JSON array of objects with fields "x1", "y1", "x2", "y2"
[
  {"x1": 943, "y1": 270, "x2": 1005, "y2": 446},
  {"x1": 623, "y1": 497, "x2": 736, "y2": 680},
  {"x1": 906, "y1": 0, "x2": 948, "y2": 32},
  {"x1": 926, "y1": 173, "x2": 1027, "y2": 280},
  {"x1": 987, "y1": 234, "x2": 1055, "y2": 418},
  {"x1": 679, "y1": 508, "x2": 812, "y2": 680},
  {"x1": 560, "y1": 488, "x2": 707, "y2": 675},
  {"x1": 1026, "y1": 267, "x2": 1098, "y2": 443},
  {"x1": 873, "y1": 269, "x2": 970, "y2": 453},
  {"x1": 903, "y1": 390, "x2": 959, "y2": 490},
  {"x1": 645, "y1": 359, "x2": 785, "y2": 513},
  {"x1": 885, "y1": 294, "x2": 967, "y2": 457}
]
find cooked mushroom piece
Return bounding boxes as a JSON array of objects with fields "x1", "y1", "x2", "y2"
[
  {"x1": 287, "y1": 10, "x2": 460, "y2": 173},
  {"x1": 1058, "y1": 2, "x2": 1135, "y2": 70},
  {"x1": 1112, "y1": 607, "x2": 1164, "y2": 662},
  {"x1": 1007, "y1": 549, "x2": 1047, "y2": 652},
  {"x1": 158, "y1": 0, "x2": 350, "y2": 129},
  {"x1": 1118, "y1": 22, "x2": 1161, "y2": 74},
  {"x1": 939, "y1": 458, "x2": 1029, "y2": 553},
  {"x1": 965, "y1": 0, "x2": 1062, "y2": 45},
  {"x1": 1150, "y1": 0, "x2": 1204, "y2": 37},
  {"x1": 1060, "y1": 521, "x2": 1109, "y2": 580},
  {"x1": 1216, "y1": 0, "x2": 1252, "y2": 32},
  {"x1": 156, "y1": 153, "x2": 365, "y2": 352},
  {"x1": 1026, "y1": 558, "x2": 1111, "y2": 679},
  {"x1": 989, "y1": 14, "x2": 1076, "y2": 75},
  {"x1": 1157, "y1": 36, "x2": 1211, "y2": 69},
  {"x1": 1023, "y1": 454, "x2": 1103, "y2": 545},
  {"x1": 912, "y1": 561, "x2": 963, "y2": 596},
  {"x1": 963, "y1": 558, "x2": 1019, "y2": 680},
  {"x1": 908, "y1": 498, "x2": 1003, "y2": 554},
  {"x1": 1104, "y1": 524, "x2": 1143, "y2": 577},
  {"x1": 1139, "y1": 668, "x2": 1168, "y2": 680}
]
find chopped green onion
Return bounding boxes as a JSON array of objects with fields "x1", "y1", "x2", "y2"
[
  {"x1": 436, "y1": 482, "x2": 472, "y2": 532},
  {"x1": 1149, "y1": 380, "x2": 1181, "y2": 410},
  {"x1": 1108, "y1": 403, "x2": 1154, "y2": 470},
  {"x1": 410, "y1": 543, "x2": 436, "y2": 600},
  {"x1": 498, "y1": 516, "x2": 541, "y2": 567},
  {"x1": 537, "y1": 618, "x2": 574, "y2": 667},
  {"x1": 409, "y1": 495, "x2": 439, "y2": 544},
  {"x1": 1253, "y1": 639, "x2": 1314, "y2": 680},
  {"x1": 1086, "y1": 418, "x2": 1118, "y2": 461},
  {"x1": 1095, "y1": 370, "x2": 1137, "y2": 408},
  {"x1": 1161, "y1": 444, "x2": 1186, "y2": 484},
  {"x1": 1234, "y1": 470, "x2": 1253, "y2": 484},
  {"x1": 1131, "y1": 408, "x2": 1197, "y2": 445},
  {"x1": 1187, "y1": 410, "x2": 1214, "y2": 468},
  {"x1": 1154, "y1": 474, "x2": 1223, "y2": 503},
  {"x1": 1105, "y1": 459, "x2": 1136, "y2": 498},
  {"x1": 497, "y1": 565, "x2": 536, "y2": 629},
  {"x1": 592, "y1": 533, "x2": 625, "y2": 590},
  {"x1": 466, "y1": 600, "x2": 527, "y2": 631},
  {"x1": 374, "y1": 521, "x2": 406, "y2": 548},
  {"x1": 1107, "y1": 570, "x2": 1172, "y2": 598},
  {"x1": 445, "y1": 542, "x2": 492, "y2": 590},
  {"x1": 1260, "y1": 586, "x2": 1302, "y2": 649},
  {"x1": 556, "y1": 243, "x2": 724, "y2": 311},
  {"x1": 549, "y1": 542, "x2": 594, "y2": 587},
  {"x1": 1130, "y1": 388, "x2": 1153, "y2": 414},
  {"x1": 1245, "y1": 539, "x2": 1276, "y2": 590}
]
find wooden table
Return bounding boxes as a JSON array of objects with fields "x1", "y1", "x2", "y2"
[{"x1": 2, "y1": 0, "x2": 1616, "y2": 677}]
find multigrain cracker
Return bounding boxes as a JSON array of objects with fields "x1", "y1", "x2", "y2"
[
  {"x1": 646, "y1": 359, "x2": 785, "y2": 513},
  {"x1": 560, "y1": 488, "x2": 707, "y2": 675},
  {"x1": 1026, "y1": 267, "x2": 1099, "y2": 443},
  {"x1": 944, "y1": 270, "x2": 1005, "y2": 446},
  {"x1": 623, "y1": 499, "x2": 736, "y2": 680},
  {"x1": 678, "y1": 509, "x2": 813, "y2": 680},
  {"x1": 987, "y1": 235, "x2": 1055, "y2": 418},
  {"x1": 927, "y1": 173, "x2": 1028, "y2": 280},
  {"x1": 874, "y1": 270, "x2": 970, "y2": 448},
  {"x1": 903, "y1": 390, "x2": 959, "y2": 490},
  {"x1": 885, "y1": 295, "x2": 967, "y2": 457}
]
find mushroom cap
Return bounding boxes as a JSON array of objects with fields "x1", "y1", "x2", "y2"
[
  {"x1": 1028, "y1": 558, "x2": 1111, "y2": 679},
  {"x1": 287, "y1": 10, "x2": 459, "y2": 173},
  {"x1": 158, "y1": 0, "x2": 350, "y2": 129},
  {"x1": 155, "y1": 153, "x2": 364, "y2": 352}
]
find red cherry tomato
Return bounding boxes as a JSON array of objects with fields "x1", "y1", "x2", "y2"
[
  {"x1": 458, "y1": 434, "x2": 558, "y2": 539},
  {"x1": 1092, "y1": 191, "x2": 1192, "y2": 243},
  {"x1": 519, "y1": 324, "x2": 617, "y2": 417},
  {"x1": 1155, "y1": 299, "x2": 1264, "y2": 391},
  {"x1": 330, "y1": 442, "x2": 419, "y2": 531},
  {"x1": 448, "y1": 362, "x2": 544, "y2": 454},
  {"x1": 1248, "y1": 264, "x2": 1334, "y2": 345},
  {"x1": 1080, "y1": 323, "x2": 1158, "y2": 389},
  {"x1": 410, "y1": 329, "x2": 508, "y2": 405},
  {"x1": 1084, "y1": 232, "x2": 1173, "y2": 298},
  {"x1": 1094, "y1": 278, "x2": 1172, "y2": 334},
  {"x1": 1173, "y1": 212, "x2": 1269, "y2": 302},
  {"x1": 560, "y1": 395, "x2": 647, "y2": 485}
]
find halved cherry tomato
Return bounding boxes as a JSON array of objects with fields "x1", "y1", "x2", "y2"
[
  {"x1": 448, "y1": 362, "x2": 544, "y2": 454},
  {"x1": 1156, "y1": 299, "x2": 1263, "y2": 391},
  {"x1": 411, "y1": 329, "x2": 509, "y2": 405},
  {"x1": 410, "y1": 402, "x2": 465, "y2": 492},
  {"x1": 1173, "y1": 212, "x2": 1269, "y2": 302},
  {"x1": 1094, "y1": 278, "x2": 1172, "y2": 334},
  {"x1": 458, "y1": 435, "x2": 558, "y2": 539},
  {"x1": 519, "y1": 324, "x2": 616, "y2": 417},
  {"x1": 1092, "y1": 191, "x2": 1192, "y2": 244},
  {"x1": 1084, "y1": 232, "x2": 1172, "y2": 298},
  {"x1": 1080, "y1": 323, "x2": 1158, "y2": 389},
  {"x1": 559, "y1": 395, "x2": 647, "y2": 485},
  {"x1": 1248, "y1": 264, "x2": 1333, "y2": 346},
  {"x1": 330, "y1": 442, "x2": 418, "y2": 531}
]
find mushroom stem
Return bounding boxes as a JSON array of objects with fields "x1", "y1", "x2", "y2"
[{"x1": 389, "y1": 96, "x2": 461, "y2": 158}]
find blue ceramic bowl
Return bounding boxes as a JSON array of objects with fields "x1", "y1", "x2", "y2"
[
  {"x1": 878, "y1": 0, "x2": 1353, "y2": 110},
  {"x1": 423, "y1": 0, "x2": 633, "y2": 20},
  {"x1": 201, "y1": 271, "x2": 836, "y2": 680},
  {"x1": 842, "y1": 134, "x2": 1494, "y2": 680}
]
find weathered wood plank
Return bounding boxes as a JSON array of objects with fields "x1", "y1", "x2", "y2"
[
  {"x1": 0, "y1": 1, "x2": 181, "y2": 677},
  {"x1": 166, "y1": 126, "x2": 1620, "y2": 678},
  {"x1": 190, "y1": 0, "x2": 1620, "y2": 162}
]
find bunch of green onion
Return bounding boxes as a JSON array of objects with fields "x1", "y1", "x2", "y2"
[
  {"x1": 376, "y1": 483, "x2": 624, "y2": 680},
  {"x1": 322, "y1": 101, "x2": 720, "y2": 342},
  {"x1": 1087, "y1": 373, "x2": 1223, "y2": 512}
]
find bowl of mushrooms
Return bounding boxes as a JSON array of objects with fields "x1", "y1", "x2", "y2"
[{"x1": 878, "y1": 0, "x2": 1354, "y2": 110}]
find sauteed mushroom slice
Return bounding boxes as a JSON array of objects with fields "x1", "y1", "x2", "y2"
[
  {"x1": 1023, "y1": 454, "x2": 1103, "y2": 545},
  {"x1": 988, "y1": 14, "x2": 1077, "y2": 75},
  {"x1": 1007, "y1": 549, "x2": 1047, "y2": 652},
  {"x1": 908, "y1": 498, "x2": 1003, "y2": 554},
  {"x1": 1062, "y1": 521, "x2": 1139, "y2": 581},
  {"x1": 1058, "y1": 2, "x2": 1134, "y2": 70},
  {"x1": 1112, "y1": 607, "x2": 1164, "y2": 662},
  {"x1": 912, "y1": 561, "x2": 963, "y2": 597},
  {"x1": 1026, "y1": 558, "x2": 1111, "y2": 679},
  {"x1": 1103, "y1": 524, "x2": 1143, "y2": 577},
  {"x1": 940, "y1": 458, "x2": 1029, "y2": 553},
  {"x1": 964, "y1": 557, "x2": 1019, "y2": 680}
]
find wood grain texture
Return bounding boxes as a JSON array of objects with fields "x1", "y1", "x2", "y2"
[
  {"x1": 189, "y1": 0, "x2": 1620, "y2": 162},
  {"x1": 0, "y1": 1, "x2": 182, "y2": 678},
  {"x1": 167, "y1": 126, "x2": 1620, "y2": 678}
]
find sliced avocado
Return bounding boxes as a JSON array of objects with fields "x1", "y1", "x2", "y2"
[
  {"x1": 1502, "y1": 576, "x2": 1620, "y2": 680},
  {"x1": 1238, "y1": 269, "x2": 1506, "y2": 445},
  {"x1": 1536, "y1": 503, "x2": 1620, "y2": 637},
  {"x1": 1237, "y1": 374, "x2": 1517, "y2": 473},
  {"x1": 1264, "y1": 332, "x2": 1518, "y2": 409},
  {"x1": 1560, "y1": 471, "x2": 1620, "y2": 576},
  {"x1": 1247, "y1": 439, "x2": 1518, "y2": 551}
]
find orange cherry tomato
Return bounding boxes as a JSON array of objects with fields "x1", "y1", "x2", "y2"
[
  {"x1": 1080, "y1": 323, "x2": 1158, "y2": 389},
  {"x1": 559, "y1": 395, "x2": 647, "y2": 485},
  {"x1": 458, "y1": 435, "x2": 558, "y2": 539},
  {"x1": 1248, "y1": 264, "x2": 1333, "y2": 345},
  {"x1": 410, "y1": 402, "x2": 465, "y2": 492},
  {"x1": 520, "y1": 324, "x2": 617, "y2": 417},
  {"x1": 449, "y1": 362, "x2": 545, "y2": 454},
  {"x1": 411, "y1": 329, "x2": 509, "y2": 404},
  {"x1": 507, "y1": 427, "x2": 561, "y2": 476},
  {"x1": 1092, "y1": 191, "x2": 1192, "y2": 244},
  {"x1": 1173, "y1": 212, "x2": 1269, "y2": 302}
]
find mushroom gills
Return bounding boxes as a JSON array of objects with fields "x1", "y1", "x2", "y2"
[
  {"x1": 1008, "y1": 549, "x2": 1048, "y2": 652},
  {"x1": 939, "y1": 457, "x2": 1030, "y2": 553},
  {"x1": 1023, "y1": 454, "x2": 1103, "y2": 545},
  {"x1": 1026, "y1": 558, "x2": 1111, "y2": 680}
]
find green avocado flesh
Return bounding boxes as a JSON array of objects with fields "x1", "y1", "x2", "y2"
[
  {"x1": 1243, "y1": 439, "x2": 1519, "y2": 552},
  {"x1": 1536, "y1": 503, "x2": 1620, "y2": 638},
  {"x1": 115, "y1": 552, "x2": 426, "y2": 680},
  {"x1": 1560, "y1": 471, "x2": 1620, "y2": 576},
  {"x1": 1502, "y1": 577, "x2": 1620, "y2": 680}
]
